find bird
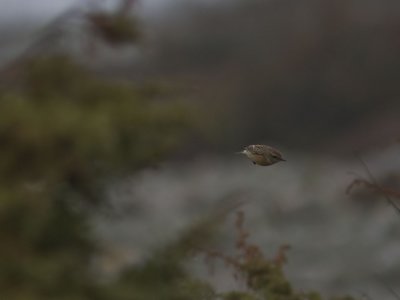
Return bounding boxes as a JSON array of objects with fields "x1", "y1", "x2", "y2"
[{"x1": 237, "y1": 144, "x2": 286, "y2": 166}]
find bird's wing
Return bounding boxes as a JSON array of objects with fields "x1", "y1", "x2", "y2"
[
  {"x1": 267, "y1": 146, "x2": 283, "y2": 158},
  {"x1": 251, "y1": 145, "x2": 269, "y2": 155}
]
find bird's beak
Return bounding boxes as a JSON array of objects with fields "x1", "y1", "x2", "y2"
[
  {"x1": 235, "y1": 150, "x2": 245, "y2": 154},
  {"x1": 280, "y1": 157, "x2": 286, "y2": 161}
]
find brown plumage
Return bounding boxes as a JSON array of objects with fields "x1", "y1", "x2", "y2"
[{"x1": 238, "y1": 144, "x2": 285, "y2": 166}]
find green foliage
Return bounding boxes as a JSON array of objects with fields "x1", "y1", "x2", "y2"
[
  {"x1": 0, "y1": 54, "x2": 191, "y2": 300},
  {"x1": 221, "y1": 291, "x2": 258, "y2": 300},
  {"x1": 0, "y1": 33, "x2": 358, "y2": 300},
  {"x1": 107, "y1": 214, "x2": 221, "y2": 300},
  {"x1": 0, "y1": 56, "x2": 189, "y2": 191}
]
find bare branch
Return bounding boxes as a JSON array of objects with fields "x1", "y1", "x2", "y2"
[{"x1": 354, "y1": 155, "x2": 400, "y2": 215}]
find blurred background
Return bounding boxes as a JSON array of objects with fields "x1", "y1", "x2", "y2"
[{"x1": 1, "y1": 0, "x2": 400, "y2": 299}]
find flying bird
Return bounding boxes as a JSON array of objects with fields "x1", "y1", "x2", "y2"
[{"x1": 237, "y1": 144, "x2": 286, "y2": 166}]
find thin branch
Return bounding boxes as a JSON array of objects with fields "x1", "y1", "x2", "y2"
[
  {"x1": 357, "y1": 155, "x2": 400, "y2": 215},
  {"x1": 346, "y1": 178, "x2": 400, "y2": 199}
]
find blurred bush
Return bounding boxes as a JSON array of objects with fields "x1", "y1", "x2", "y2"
[
  {"x1": 87, "y1": 11, "x2": 139, "y2": 45},
  {"x1": 0, "y1": 53, "x2": 192, "y2": 299},
  {"x1": 0, "y1": 2, "x2": 360, "y2": 299},
  {"x1": 0, "y1": 56, "x2": 357, "y2": 300}
]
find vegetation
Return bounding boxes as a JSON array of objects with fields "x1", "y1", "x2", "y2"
[
  {"x1": 0, "y1": 54, "x2": 191, "y2": 300},
  {"x1": 0, "y1": 2, "x2": 361, "y2": 299}
]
